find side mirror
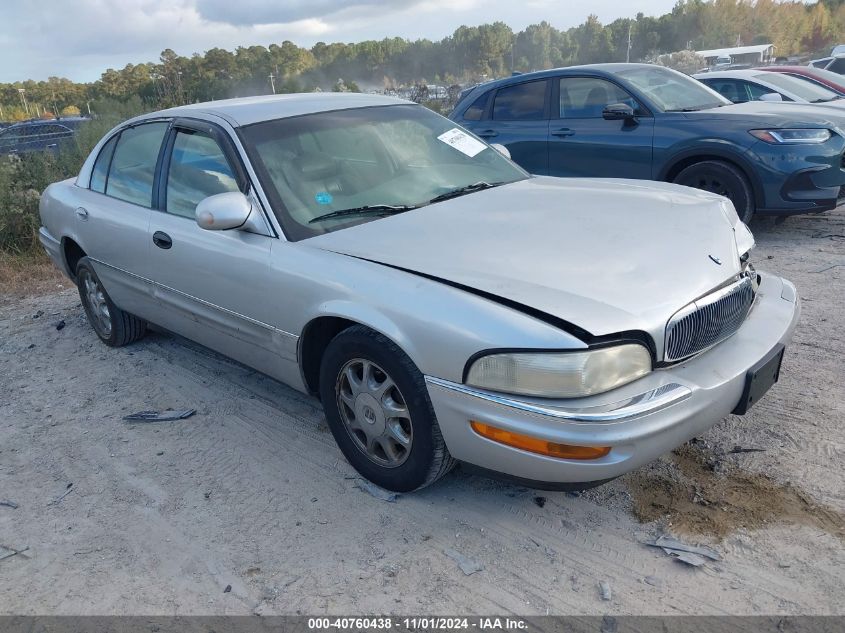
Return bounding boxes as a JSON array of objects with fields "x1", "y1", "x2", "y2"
[
  {"x1": 759, "y1": 92, "x2": 784, "y2": 102},
  {"x1": 490, "y1": 143, "x2": 511, "y2": 160},
  {"x1": 196, "y1": 191, "x2": 252, "y2": 231},
  {"x1": 602, "y1": 103, "x2": 637, "y2": 121}
]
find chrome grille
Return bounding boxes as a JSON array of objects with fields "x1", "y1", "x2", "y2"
[{"x1": 665, "y1": 277, "x2": 754, "y2": 362}]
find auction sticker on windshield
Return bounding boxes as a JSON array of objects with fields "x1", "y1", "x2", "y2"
[{"x1": 437, "y1": 128, "x2": 487, "y2": 157}]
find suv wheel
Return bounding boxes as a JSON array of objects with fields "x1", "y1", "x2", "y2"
[{"x1": 673, "y1": 160, "x2": 755, "y2": 223}]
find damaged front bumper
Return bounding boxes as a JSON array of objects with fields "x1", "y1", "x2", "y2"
[{"x1": 425, "y1": 271, "x2": 800, "y2": 488}]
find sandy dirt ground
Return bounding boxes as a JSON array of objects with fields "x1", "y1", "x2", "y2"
[{"x1": 1, "y1": 207, "x2": 843, "y2": 616}]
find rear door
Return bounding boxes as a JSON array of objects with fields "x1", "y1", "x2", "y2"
[
  {"x1": 548, "y1": 76, "x2": 654, "y2": 179},
  {"x1": 463, "y1": 79, "x2": 550, "y2": 175},
  {"x1": 73, "y1": 120, "x2": 170, "y2": 315},
  {"x1": 146, "y1": 118, "x2": 281, "y2": 359}
]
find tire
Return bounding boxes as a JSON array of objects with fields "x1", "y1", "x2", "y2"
[
  {"x1": 75, "y1": 256, "x2": 146, "y2": 347},
  {"x1": 673, "y1": 160, "x2": 755, "y2": 223},
  {"x1": 319, "y1": 325, "x2": 456, "y2": 492}
]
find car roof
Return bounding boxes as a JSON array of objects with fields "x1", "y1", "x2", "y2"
[
  {"x1": 136, "y1": 93, "x2": 412, "y2": 127},
  {"x1": 694, "y1": 69, "x2": 764, "y2": 79},
  {"x1": 469, "y1": 63, "x2": 664, "y2": 89}
]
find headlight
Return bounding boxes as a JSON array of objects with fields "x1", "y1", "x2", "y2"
[
  {"x1": 749, "y1": 129, "x2": 831, "y2": 144},
  {"x1": 465, "y1": 344, "x2": 652, "y2": 398}
]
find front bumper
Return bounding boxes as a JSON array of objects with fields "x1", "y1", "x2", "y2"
[
  {"x1": 750, "y1": 137, "x2": 845, "y2": 215},
  {"x1": 425, "y1": 271, "x2": 800, "y2": 485}
]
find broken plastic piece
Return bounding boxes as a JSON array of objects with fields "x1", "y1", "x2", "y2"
[{"x1": 123, "y1": 409, "x2": 196, "y2": 422}]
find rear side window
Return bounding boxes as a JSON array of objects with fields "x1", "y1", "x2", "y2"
[
  {"x1": 105, "y1": 122, "x2": 168, "y2": 208},
  {"x1": 493, "y1": 81, "x2": 547, "y2": 120},
  {"x1": 463, "y1": 91, "x2": 490, "y2": 121},
  {"x1": 166, "y1": 130, "x2": 239, "y2": 218},
  {"x1": 90, "y1": 135, "x2": 118, "y2": 193}
]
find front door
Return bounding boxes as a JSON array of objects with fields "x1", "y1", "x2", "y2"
[
  {"x1": 145, "y1": 120, "x2": 294, "y2": 374},
  {"x1": 548, "y1": 76, "x2": 654, "y2": 179}
]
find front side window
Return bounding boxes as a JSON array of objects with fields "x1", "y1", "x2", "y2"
[
  {"x1": 703, "y1": 79, "x2": 748, "y2": 103},
  {"x1": 166, "y1": 130, "x2": 239, "y2": 218},
  {"x1": 240, "y1": 104, "x2": 527, "y2": 241},
  {"x1": 492, "y1": 81, "x2": 547, "y2": 120},
  {"x1": 559, "y1": 77, "x2": 641, "y2": 118},
  {"x1": 105, "y1": 122, "x2": 168, "y2": 208}
]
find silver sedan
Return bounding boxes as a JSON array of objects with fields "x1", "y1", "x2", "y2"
[{"x1": 39, "y1": 94, "x2": 799, "y2": 491}]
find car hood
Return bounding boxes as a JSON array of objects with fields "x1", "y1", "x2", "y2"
[
  {"x1": 683, "y1": 101, "x2": 845, "y2": 128},
  {"x1": 306, "y1": 176, "x2": 744, "y2": 344}
]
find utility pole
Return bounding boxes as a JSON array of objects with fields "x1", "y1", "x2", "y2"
[
  {"x1": 269, "y1": 73, "x2": 276, "y2": 94},
  {"x1": 18, "y1": 89, "x2": 30, "y2": 118},
  {"x1": 626, "y1": 22, "x2": 633, "y2": 63}
]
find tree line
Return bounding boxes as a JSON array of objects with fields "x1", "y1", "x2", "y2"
[{"x1": 1, "y1": 0, "x2": 844, "y2": 121}]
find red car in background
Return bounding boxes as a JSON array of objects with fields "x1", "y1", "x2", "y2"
[{"x1": 759, "y1": 66, "x2": 845, "y2": 96}]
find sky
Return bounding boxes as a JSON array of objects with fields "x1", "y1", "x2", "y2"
[{"x1": 0, "y1": 0, "x2": 679, "y2": 83}]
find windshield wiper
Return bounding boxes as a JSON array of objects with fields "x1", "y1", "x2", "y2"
[
  {"x1": 666, "y1": 104, "x2": 726, "y2": 112},
  {"x1": 429, "y1": 181, "x2": 504, "y2": 204},
  {"x1": 308, "y1": 204, "x2": 416, "y2": 224}
]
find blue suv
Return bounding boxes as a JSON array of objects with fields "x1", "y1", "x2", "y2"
[{"x1": 451, "y1": 64, "x2": 845, "y2": 221}]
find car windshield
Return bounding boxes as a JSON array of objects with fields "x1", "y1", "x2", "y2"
[
  {"x1": 240, "y1": 104, "x2": 527, "y2": 241},
  {"x1": 754, "y1": 72, "x2": 840, "y2": 102},
  {"x1": 615, "y1": 66, "x2": 730, "y2": 111},
  {"x1": 802, "y1": 67, "x2": 845, "y2": 89}
]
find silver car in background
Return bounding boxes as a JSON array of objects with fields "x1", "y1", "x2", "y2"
[{"x1": 39, "y1": 94, "x2": 799, "y2": 492}]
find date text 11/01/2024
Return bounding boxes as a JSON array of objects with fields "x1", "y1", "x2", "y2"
[{"x1": 307, "y1": 617, "x2": 528, "y2": 630}]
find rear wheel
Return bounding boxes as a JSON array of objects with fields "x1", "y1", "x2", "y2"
[
  {"x1": 319, "y1": 325, "x2": 456, "y2": 492},
  {"x1": 76, "y1": 257, "x2": 146, "y2": 347},
  {"x1": 673, "y1": 160, "x2": 755, "y2": 223}
]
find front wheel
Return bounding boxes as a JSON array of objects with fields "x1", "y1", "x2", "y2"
[
  {"x1": 76, "y1": 257, "x2": 146, "y2": 347},
  {"x1": 319, "y1": 325, "x2": 456, "y2": 492},
  {"x1": 673, "y1": 160, "x2": 755, "y2": 224}
]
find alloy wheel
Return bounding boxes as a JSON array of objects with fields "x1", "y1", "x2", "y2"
[{"x1": 335, "y1": 358, "x2": 413, "y2": 468}]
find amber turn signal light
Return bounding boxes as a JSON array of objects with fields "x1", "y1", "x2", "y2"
[{"x1": 470, "y1": 421, "x2": 611, "y2": 460}]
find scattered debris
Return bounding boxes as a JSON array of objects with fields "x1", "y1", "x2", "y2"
[
  {"x1": 354, "y1": 479, "x2": 398, "y2": 502},
  {"x1": 223, "y1": 584, "x2": 232, "y2": 593},
  {"x1": 47, "y1": 483, "x2": 73, "y2": 506},
  {"x1": 651, "y1": 535, "x2": 722, "y2": 561},
  {"x1": 600, "y1": 615, "x2": 617, "y2": 633},
  {"x1": 123, "y1": 409, "x2": 196, "y2": 422},
  {"x1": 533, "y1": 496, "x2": 546, "y2": 508},
  {"x1": 671, "y1": 551, "x2": 708, "y2": 567},
  {"x1": 443, "y1": 548, "x2": 483, "y2": 576},
  {"x1": 728, "y1": 446, "x2": 766, "y2": 454},
  {"x1": 598, "y1": 580, "x2": 612, "y2": 601},
  {"x1": 0, "y1": 500, "x2": 19, "y2": 509},
  {"x1": 55, "y1": 320, "x2": 66, "y2": 331},
  {"x1": 644, "y1": 575, "x2": 662, "y2": 588},
  {"x1": 32, "y1": 310, "x2": 43, "y2": 319},
  {"x1": 204, "y1": 492, "x2": 211, "y2": 499},
  {"x1": 0, "y1": 545, "x2": 30, "y2": 562},
  {"x1": 27, "y1": 343, "x2": 35, "y2": 349},
  {"x1": 156, "y1": 451, "x2": 164, "y2": 456}
]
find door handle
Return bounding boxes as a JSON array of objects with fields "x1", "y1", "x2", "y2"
[
  {"x1": 551, "y1": 128, "x2": 576, "y2": 137},
  {"x1": 477, "y1": 129, "x2": 498, "y2": 138},
  {"x1": 75, "y1": 207, "x2": 88, "y2": 220},
  {"x1": 47, "y1": 143, "x2": 58, "y2": 149},
  {"x1": 152, "y1": 231, "x2": 172, "y2": 250}
]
